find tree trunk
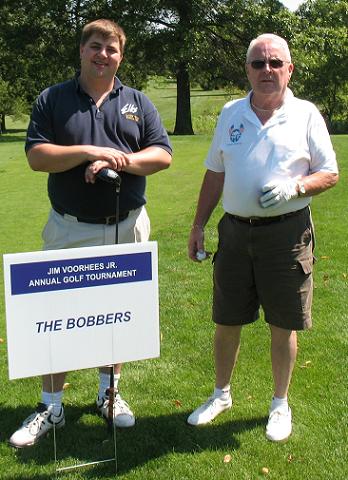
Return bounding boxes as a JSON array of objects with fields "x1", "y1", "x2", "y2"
[
  {"x1": 173, "y1": 62, "x2": 194, "y2": 135},
  {"x1": 0, "y1": 113, "x2": 6, "y2": 134}
]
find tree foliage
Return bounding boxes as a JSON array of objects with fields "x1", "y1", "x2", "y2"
[
  {"x1": 291, "y1": 0, "x2": 348, "y2": 131},
  {"x1": 0, "y1": 0, "x2": 79, "y2": 131},
  {"x1": 0, "y1": 0, "x2": 347, "y2": 134}
]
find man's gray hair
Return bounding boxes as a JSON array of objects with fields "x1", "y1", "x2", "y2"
[{"x1": 246, "y1": 34, "x2": 291, "y2": 62}]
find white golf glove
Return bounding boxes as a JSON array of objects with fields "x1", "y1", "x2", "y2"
[{"x1": 260, "y1": 179, "x2": 298, "y2": 208}]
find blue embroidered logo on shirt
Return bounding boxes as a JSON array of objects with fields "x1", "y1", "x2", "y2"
[{"x1": 229, "y1": 123, "x2": 244, "y2": 143}]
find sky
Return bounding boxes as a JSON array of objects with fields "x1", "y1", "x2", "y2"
[{"x1": 280, "y1": 0, "x2": 306, "y2": 11}]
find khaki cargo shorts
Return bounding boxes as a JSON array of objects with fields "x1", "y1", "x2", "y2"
[
  {"x1": 212, "y1": 207, "x2": 314, "y2": 331},
  {"x1": 42, "y1": 206, "x2": 150, "y2": 250}
]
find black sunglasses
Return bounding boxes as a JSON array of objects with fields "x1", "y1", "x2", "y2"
[{"x1": 249, "y1": 59, "x2": 290, "y2": 70}]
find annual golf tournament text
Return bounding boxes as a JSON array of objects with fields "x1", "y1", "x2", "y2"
[{"x1": 10, "y1": 252, "x2": 152, "y2": 295}]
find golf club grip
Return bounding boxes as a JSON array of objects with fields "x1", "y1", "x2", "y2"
[{"x1": 97, "y1": 168, "x2": 121, "y2": 185}]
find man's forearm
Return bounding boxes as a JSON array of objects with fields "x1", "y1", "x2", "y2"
[
  {"x1": 123, "y1": 146, "x2": 172, "y2": 176},
  {"x1": 27, "y1": 143, "x2": 129, "y2": 173},
  {"x1": 188, "y1": 169, "x2": 224, "y2": 261},
  {"x1": 27, "y1": 144, "x2": 92, "y2": 172},
  {"x1": 192, "y1": 170, "x2": 225, "y2": 228},
  {"x1": 298, "y1": 171, "x2": 339, "y2": 197}
]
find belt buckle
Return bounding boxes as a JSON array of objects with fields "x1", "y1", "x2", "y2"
[{"x1": 248, "y1": 216, "x2": 260, "y2": 225}]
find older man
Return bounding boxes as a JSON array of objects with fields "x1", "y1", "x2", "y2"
[
  {"x1": 9, "y1": 19, "x2": 172, "y2": 448},
  {"x1": 187, "y1": 33, "x2": 338, "y2": 442}
]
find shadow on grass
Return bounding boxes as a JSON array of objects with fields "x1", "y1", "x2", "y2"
[
  {"x1": 0, "y1": 129, "x2": 26, "y2": 143},
  {"x1": 1, "y1": 404, "x2": 267, "y2": 479}
]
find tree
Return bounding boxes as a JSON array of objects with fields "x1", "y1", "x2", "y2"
[
  {"x1": 0, "y1": 1, "x2": 81, "y2": 103},
  {"x1": 291, "y1": 0, "x2": 348, "y2": 130},
  {"x1": 0, "y1": 77, "x2": 28, "y2": 134},
  {"x1": 0, "y1": 78, "x2": 12, "y2": 133}
]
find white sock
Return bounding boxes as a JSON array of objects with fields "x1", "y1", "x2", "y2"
[
  {"x1": 271, "y1": 396, "x2": 289, "y2": 412},
  {"x1": 99, "y1": 372, "x2": 120, "y2": 398},
  {"x1": 41, "y1": 390, "x2": 63, "y2": 416},
  {"x1": 214, "y1": 385, "x2": 231, "y2": 401}
]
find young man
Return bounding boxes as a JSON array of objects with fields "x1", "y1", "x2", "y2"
[{"x1": 9, "y1": 19, "x2": 172, "y2": 448}]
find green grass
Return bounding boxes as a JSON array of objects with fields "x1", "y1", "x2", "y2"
[{"x1": 0, "y1": 85, "x2": 347, "y2": 479}]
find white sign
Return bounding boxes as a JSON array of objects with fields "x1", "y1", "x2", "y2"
[{"x1": 3, "y1": 242, "x2": 159, "y2": 379}]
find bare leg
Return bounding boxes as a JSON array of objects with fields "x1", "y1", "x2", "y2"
[
  {"x1": 266, "y1": 325, "x2": 296, "y2": 441},
  {"x1": 270, "y1": 325, "x2": 297, "y2": 398},
  {"x1": 214, "y1": 324, "x2": 242, "y2": 388},
  {"x1": 187, "y1": 324, "x2": 242, "y2": 426}
]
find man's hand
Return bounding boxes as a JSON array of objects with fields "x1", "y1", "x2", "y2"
[
  {"x1": 260, "y1": 179, "x2": 298, "y2": 208},
  {"x1": 188, "y1": 225, "x2": 205, "y2": 262},
  {"x1": 86, "y1": 147, "x2": 130, "y2": 170},
  {"x1": 85, "y1": 157, "x2": 129, "y2": 184}
]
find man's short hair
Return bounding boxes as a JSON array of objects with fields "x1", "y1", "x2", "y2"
[
  {"x1": 246, "y1": 34, "x2": 291, "y2": 62},
  {"x1": 80, "y1": 19, "x2": 126, "y2": 54}
]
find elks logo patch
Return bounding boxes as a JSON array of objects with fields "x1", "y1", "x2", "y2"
[
  {"x1": 229, "y1": 123, "x2": 244, "y2": 143},
  {"x1": 121, "y1": 103, "x2": 139, "y2": 122}
]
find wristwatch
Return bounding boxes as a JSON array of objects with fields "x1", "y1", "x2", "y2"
[{"x1": 297, "y1": 180, "x2": 306, "y2": 197}]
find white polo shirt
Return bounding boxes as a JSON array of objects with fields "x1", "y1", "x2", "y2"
[{"x1": 205, "y1": 89, "x2": 338, "y2": 217}]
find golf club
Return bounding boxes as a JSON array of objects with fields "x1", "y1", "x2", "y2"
[
  {"x1": 96, "y1": 168, "x2": 121, "y2": 186},
  {"x1": 97, "y1": 166, "x2": 122, "y2": 432}
]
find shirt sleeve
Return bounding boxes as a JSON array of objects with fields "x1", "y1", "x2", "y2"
[
  {"x1": 25, "y1": 88, "x2": 55, "y2": 153},
  {"x1": 139, "y1": 93, "x2": 172, "y2": 154},
  {"x1": 307, "y1": 105, "x2": 338, "y2": 174},
  {"x1": 204, "y1": 102, "x2": 234, "y2": 172}
]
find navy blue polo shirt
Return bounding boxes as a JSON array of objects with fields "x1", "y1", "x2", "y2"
[{"x1": 26, "y1": 76, "x2": 172, "y2": 218}]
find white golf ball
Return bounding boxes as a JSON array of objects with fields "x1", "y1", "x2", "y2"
[{"x1": 196, "y1": 250, "x2": 207, "y2": 261}]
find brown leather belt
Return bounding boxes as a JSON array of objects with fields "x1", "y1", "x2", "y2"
[
  {"x1": 53, "y1": 207, "x2": 129, "y2": 225},
  {"x1": 227, "y1": 207, "x2": 307, "y2": 226}
]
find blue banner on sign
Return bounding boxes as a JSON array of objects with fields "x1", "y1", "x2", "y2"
[{"x1": 10, "y1": 252, "x2": 152, "y2": 295}]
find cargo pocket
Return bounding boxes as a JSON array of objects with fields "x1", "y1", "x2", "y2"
[
  {"x1": 297, "y1": 258, "x2": 313, "y2": 315},
  {"x1": 298, "y1": 258, "x2": 313, "y2": 275}
]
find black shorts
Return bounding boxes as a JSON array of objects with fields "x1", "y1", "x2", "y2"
[{"x1": 212, "y1": 208, "x2": 314, "y2": 330}]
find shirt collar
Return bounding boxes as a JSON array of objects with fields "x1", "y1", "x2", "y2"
[
  {"x1": 244, "y1": 88, "x2": 293, "y2": 126},
  {"x1": 246, "y1": 88, "x2": 293, "y2": 111}
]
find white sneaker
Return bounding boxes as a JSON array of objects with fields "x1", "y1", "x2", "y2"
[
  {"x1": 187, "y1": 395, "x2": 232, "y2": 426},
  {"x1": 266, "y1": 406, "x2": 292, "y2": 442},
  {"x1": 97, "y1": 392, "x2": 135, "y2": 428},
  {"x1": 9, "y1": 403, "x2": 65, "y2": 448}
]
